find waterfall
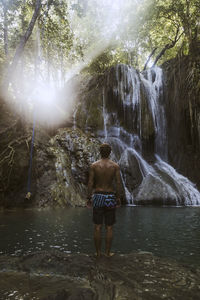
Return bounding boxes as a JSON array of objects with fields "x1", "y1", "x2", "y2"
[
  {"x1": 73, "y1": 106, "x2": 78, "y2": 130},
  {"x1": 102, "y1": 87, "x2": 108, "y2": 140},
  {"x1": 102, "y1": 64, "x2": 200, "y2": 206},
  {"x1": 155, "y1": 156, "x2": 200, "y2": 206},
  {"x1": 140, "y1": 67, "x2": 167, "y2": 160}
]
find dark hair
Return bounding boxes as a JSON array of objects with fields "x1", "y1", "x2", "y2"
[{"x1": 99, "y1": 143, "x2": 111, "y2": 158}]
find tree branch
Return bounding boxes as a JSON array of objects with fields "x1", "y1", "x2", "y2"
[
  {"x1": 143, "y1": 47, "x2": 157, "y2": 71},
  {"x1": 152, "y1": 27, "x2": 183, "y2": 67}
]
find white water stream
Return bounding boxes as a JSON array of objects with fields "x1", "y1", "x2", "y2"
[{"x1": 102, "y1": 64, "x2": 200, "y2": 206}]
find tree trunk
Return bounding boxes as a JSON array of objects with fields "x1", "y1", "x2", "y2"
[
  {"x1": 143, "y1": 48, "x2": 157, "y2": 71},
  {"x1": 35, "y1": 22, "x2": 41, "y2": 81},
  {"x1": 3, "y1": 0, "x2": 42, "y2": 90},
  {"x1": 152, "y1": 28, "x2": 183, "y2": 67},
  {"x1": 152, "y1": 43, "x2": 174, "y2": 67},
  {"x1": 2, "y1": 2, "x2": 8, "y2": 57}
]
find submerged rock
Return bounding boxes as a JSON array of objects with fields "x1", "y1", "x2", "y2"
[{"x1": 0, "y1": 250, "x2": 199, "y2": 299}]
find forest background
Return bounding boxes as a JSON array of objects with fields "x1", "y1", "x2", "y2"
[{"x1": 0, "y1": 0, "x2": 199, "y2": 93}]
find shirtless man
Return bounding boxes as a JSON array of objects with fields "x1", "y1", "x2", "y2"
[{"x1": 87, "y1": 143, "x2": 121, "y2": 257}]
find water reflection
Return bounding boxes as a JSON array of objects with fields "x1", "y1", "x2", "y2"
[{"x1": 0, "y1": 207, "x2": 200, "y2": 266}]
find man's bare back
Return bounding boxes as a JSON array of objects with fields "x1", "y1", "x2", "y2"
[
  {"x1": 87, "y1": 158, "x2": 121, "y2": 202},
  {"x1": 92, "y1": 159, "x2": 120, "y2": 193}
]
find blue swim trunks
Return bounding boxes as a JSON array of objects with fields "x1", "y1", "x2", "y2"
[
  {"x1": 92, "y1": 192, "x2": 116, "y2": 226},
  {"x1": 92, "y1": 192, "x2": 116, "y2": 208}
]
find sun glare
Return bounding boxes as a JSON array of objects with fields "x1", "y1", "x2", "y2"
[
  {"x1": 2, "y1": 0, "x2": 142, "y2": 128},
  {"x1": 29, "y1": 82, "x2": 69, "y2": 127},
  {"x1": 36, "y1": 84, "x2": 55, "y2": 104}
]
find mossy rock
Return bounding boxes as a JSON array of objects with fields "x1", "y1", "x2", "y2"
[
  {"x1": 76, "y1": 104, "x2": 87, "y2": 129},
  {"x1": 87, "y1": 105, "x2": 104, "y2": 131},
  {"x1": 47, "y1": 128, "x2": 101, "y2": 207},
  {"x1": 75, "y1": 86, "x2": 104, "y2": 132}
]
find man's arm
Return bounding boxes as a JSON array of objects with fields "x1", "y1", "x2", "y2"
[
  {"x1": 115, "y1": 164, "x2": 122, "y2": 206},
  {"x1": 87, "y1": 164, "x2": 95, "y2": 205}
]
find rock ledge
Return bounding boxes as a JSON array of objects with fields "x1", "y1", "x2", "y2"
[{"x1": 0, "y1": 250, "x2": 200, "y2": 299}]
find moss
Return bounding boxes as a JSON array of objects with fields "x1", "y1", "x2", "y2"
[
  {"x1": 87, "y1": 105, "x2": 104, "y2": 130},
  {"x1": 75, "y1": 87, "x2": 104, "y2": 132},
  {"x1": 76, "y1": 105, "x2": 87, "y2": 129},
  {"x1": 86, "y1": 90, "x2": 104, "y2": 130}
]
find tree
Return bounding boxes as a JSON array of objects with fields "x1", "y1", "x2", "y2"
[
  {"x1": 152, "y1": 26, "x2": 183, "y2": 66},
  {"x1": 39, "y1": 0, "x2": 74, "y2": 82},
  {"x1": 0, "y1": 0, "x2": 199, "y2": 84},
  {"x1": 0, "y1": 0, "x2": 23, "y2": 58},
  {"x1": 152, "y1": 0, "x2": 200, "y2": 56},
  {"x1": 4, "y1": 0, "x2": 42, "y2": 86},
  {"x1": 1, "y1": 0, "x2": 9, "y2": 56}
]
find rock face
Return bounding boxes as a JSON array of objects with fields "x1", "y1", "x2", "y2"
[
  {"x1": 41, "y1": 128, "x2": 100, "y2": 207},
  {"x1": 34, "y1": 128, "x2": 101, "y2": 207},
  {"x1": 73, "y1": 63, "x2": 200, "y2": 205},
  {"x1": 1, "y1": 54, "x2": 200, "y2": 207},
  {"x1": 0, "y1": 102, "x2": 31, "y2": 207},
  {"x1": 0, "y1": 99, "x2": 101, "y2": 207},
  {"x1": 0, "y1": 250, "x2": 200, "y2": 300},
  {"x1": 163, "y1": 56, "x2": 200, "y2": 189}
]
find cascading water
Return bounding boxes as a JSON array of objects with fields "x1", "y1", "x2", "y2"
[
  {"x1": 102, "y1": 64, "x2": 200, "y2": 206},
  {"x1": 154, "y1": 156, "x2": 200, "y2": 206},
  {"x1": 73, "y1": 106, "x2": 78, "y2": 130},
  {"x1": 140, "y1": 67, "x2": 167, "y2": 160},
  {"x1": 102, "y1": 87, "x2": 108, "y2": 140}
]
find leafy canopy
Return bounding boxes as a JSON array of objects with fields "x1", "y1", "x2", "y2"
[{"x1": 0, "y1": 0, "x2": 199, "y2": 79}]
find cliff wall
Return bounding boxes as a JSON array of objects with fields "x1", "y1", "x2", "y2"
[
  {"x1": 163, "y1": 55, "x2": 200, "y2": 188},
  {"x1": 1, "y1": 54, "x2": 200, "y2": 207}
]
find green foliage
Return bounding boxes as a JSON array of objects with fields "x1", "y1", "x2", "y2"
[
  {"x1": 39, "y1": 0, "x2": 73, "y2": 69},
  {"x1": 0, "y1": 0, "x2": 199, "y2": 81},
  {"x1": 83, "y1": 49, "x2": 114, "y2": 74},
  {"x1": 79, "y1": 0, "x2": 200, "y2": 72},
  {"x1": 135, "y1": 0, "x2": 200, "y2": 66}
]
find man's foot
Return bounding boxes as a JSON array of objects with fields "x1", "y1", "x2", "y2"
[
  {"x1": 94, "y1": 252, "x2": 101, "y2": 258},
  {"x1": 105, "y1": 252, "x2": 115, "y2": 257}
]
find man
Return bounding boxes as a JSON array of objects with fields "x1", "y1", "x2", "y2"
[{"x1": 87, "y1": 143, "x2": 121, "y2": 257}]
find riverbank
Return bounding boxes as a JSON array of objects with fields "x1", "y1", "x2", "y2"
[{"x1": 0, "y1": 250, "x2": 199, "y2": 300}]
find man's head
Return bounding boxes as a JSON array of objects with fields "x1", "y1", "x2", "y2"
[{"x1": 99, "y1": 143, "x2": 111, "y2": 158}]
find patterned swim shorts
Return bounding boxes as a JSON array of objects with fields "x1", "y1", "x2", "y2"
[
  {"x1": 92, "y1": 192, "x2": 116, "y2": 208},
  {"x1": 92, "y1": 192, "x2": 116, "y2": 226}
]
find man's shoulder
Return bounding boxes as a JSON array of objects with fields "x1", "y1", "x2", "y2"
[
  {"x1": 104, "y1": 159, "x2": 119, "y2": 169},
  {"x1": 91, "y1": 160, "x2": 101, "y2": 167},
  {"x1": 91, "y1": 159, "x2": 119, "y2": 168},
  {"x1": 109, "y1": 160, "x2": 119, "y2": 168}
]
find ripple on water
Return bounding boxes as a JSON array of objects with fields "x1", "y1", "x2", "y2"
[
  {"x1": 0, "y1": 207, "x2": 200, "y2": 266},
  {"x1": 50, "y1": 245, "x2": 61, "y2": 249}
]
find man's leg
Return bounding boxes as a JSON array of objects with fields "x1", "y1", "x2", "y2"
[
  {"x1": 105, "y1": 207, "x2": 116, "y2": 257},
  {"x1": 94, "y1": 224, "x2": 102, "y2": 257},
  {"x1": 93, "y1": 208, "x2": 103, "y2": 257},
  {"x1": 105, "y1": 225, "x2": 114, "y2": 257}
]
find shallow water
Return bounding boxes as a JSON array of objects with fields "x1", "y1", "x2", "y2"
[{"x1": 0, "y1": 206, "x2": 200, "y2": 266}]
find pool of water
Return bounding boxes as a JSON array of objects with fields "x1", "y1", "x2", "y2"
[{"x1": 0, "y1": 206, "x2": 200, "y2": 266}]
